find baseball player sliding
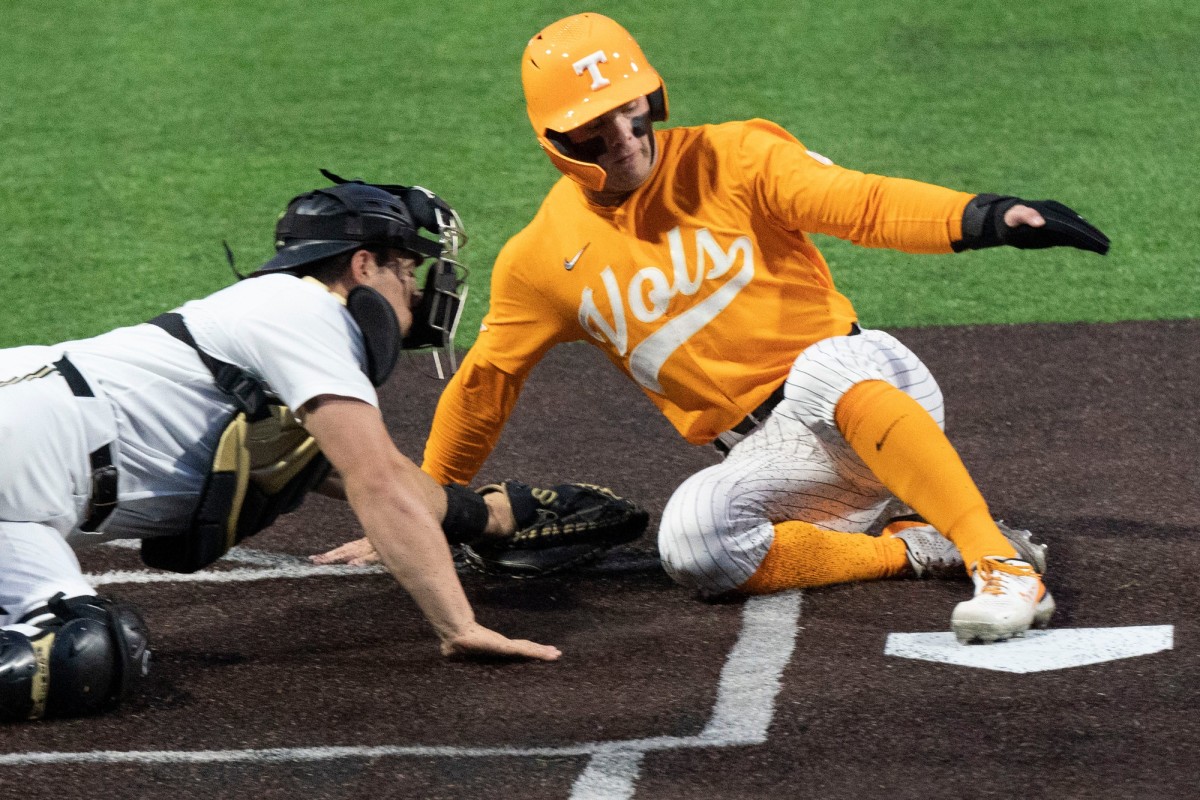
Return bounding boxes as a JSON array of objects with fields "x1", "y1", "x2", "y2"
[
  {"x1": 1, "y1": 177, "x2": 665, "y2": 721},
  {"x1": 323, "y1": 13, "x2": 1109, "y2": 644}
]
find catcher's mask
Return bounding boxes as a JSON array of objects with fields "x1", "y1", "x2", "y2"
[
  {"x1": 523, "y1": 13, "x2": 668, "y2": 192},
  {"x1": 250, "y1": 172, "x2": 469, "y2": 379}
]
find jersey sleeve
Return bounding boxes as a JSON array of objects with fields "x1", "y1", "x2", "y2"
[
  {"x1": 734, "y1": 120, "x2": 973, "y2": 253},
  {"x1": 420, "y1": 343, "x2": 529, "y2": 485},
  {"x1": 209, "y1": 282, "x2": 378, "y2": 412},
  {"x1": 247, "y1": 316, "x2": 377, "y2": 411},
  {"x1": 421, "y1": 235, "x2": 572, "y2": 485}
]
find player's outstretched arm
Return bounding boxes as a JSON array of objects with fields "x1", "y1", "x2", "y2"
[
  {"x1": 309, "y1": 484, "x2": 510, "y2": 566},
  {"x1": 300, "y1": 395, "x2": 561, "y2": 662},
  {"x1": 953, "y1": 194, "x2": 1110, "y2": 254}
]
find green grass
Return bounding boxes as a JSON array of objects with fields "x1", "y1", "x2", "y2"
[{"x1": 1, "y1": 0, "x2": 1196, "y2": 347}]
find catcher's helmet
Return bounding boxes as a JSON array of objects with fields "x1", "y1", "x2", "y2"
[
  {"x1": 255, "y1": 182, "x2": 443, "y2": 275},
  {"x1": 522, "y1": 13, "x2": 668, "y2": 192}
]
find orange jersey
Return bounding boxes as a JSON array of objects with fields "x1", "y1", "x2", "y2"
[{"x1": 423, "y1": 119, "x2": 972, "y2": 484}]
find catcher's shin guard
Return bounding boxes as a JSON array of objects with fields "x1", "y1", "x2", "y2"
[
  {"x1": 0, "y1": 594, "x2": 151, "y2": 721},
  {"x1": 0, "y1": 629, "x2": 42, "y2": 721}
]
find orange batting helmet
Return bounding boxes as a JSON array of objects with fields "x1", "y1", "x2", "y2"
[{"x1": 522, "y1": 13, "x2": 668, "y2": 191}]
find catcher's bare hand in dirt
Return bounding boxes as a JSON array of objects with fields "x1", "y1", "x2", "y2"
[
  {"x1": 440, "y1": 621, "x2": 562, "y2": 661},
  {"x1": 311, "y1": 536, "x2": 380, "y2": 566}
]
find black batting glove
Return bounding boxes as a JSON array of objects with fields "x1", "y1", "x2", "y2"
[{"x1": 953, "y1": 194, "x2": 1110, "y2": 255}]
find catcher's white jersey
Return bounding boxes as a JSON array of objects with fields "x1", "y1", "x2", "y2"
[
  {"x1": 0, "y1": 274, "x2": 375, "y2": 624},
  {"x1": 658, "y1": 328, "x2": 944, "y2": 594}
]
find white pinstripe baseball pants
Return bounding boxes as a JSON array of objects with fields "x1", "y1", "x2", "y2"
[{"x1": 658, "y1": 328, "x2": 945, "y2": 595}]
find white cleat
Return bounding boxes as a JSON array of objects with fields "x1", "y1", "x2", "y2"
[
  {"x1": 885, "y1": 519, "x2": 1049, "y2": 579},
  {"x1": 951, "y1": 557, "x2": 1056, "y2": 644}
]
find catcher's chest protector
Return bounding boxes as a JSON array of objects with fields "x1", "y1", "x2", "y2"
[{"x1": 139, "y1": 313, "x2": 332, "y2": 573}]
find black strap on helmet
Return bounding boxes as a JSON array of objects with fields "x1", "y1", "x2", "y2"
[{"x1": 319, "y1": 169, "x2": 448, "y2": 258}]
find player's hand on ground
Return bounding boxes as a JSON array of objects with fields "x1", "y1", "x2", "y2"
[
  {"x1": 440, "y1": 622, "x2": 562, "y2": 662},
  {"x1": 310, "y1": 536, "x2": 379, "y2": 566}
]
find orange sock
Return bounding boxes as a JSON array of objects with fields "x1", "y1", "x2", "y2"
[
  {"x1": 738, "y1": 520, "x2": 909, "y2": 595},
  {"x1": 834, "y1": 380, "x2": 1016, "y2": 569}
]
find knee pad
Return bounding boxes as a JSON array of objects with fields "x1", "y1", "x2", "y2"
[
  {"x1": 47, "y1": 594, "x2": 151, "y2": 708},
  {"x1": 0, "y1": 629, "x2": 42, "y2": 721},
  {"x1": 0, "y1": 594, "x2": 151, "y2": 721},
  {"x1": 0, "y1": 622, "x2": 115, "y2": 721}
]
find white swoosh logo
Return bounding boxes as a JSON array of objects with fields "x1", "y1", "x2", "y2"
[
  {"x1": 564, "y1": 243, "x2": 589, "y2": 271},
  {"x1": 628, "y1": 250, "x2": 755, "y2": 394}
]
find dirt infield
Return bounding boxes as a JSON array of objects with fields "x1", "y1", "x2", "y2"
[{"x1": 2, "y1": 319, "x2": 1197, "y2": 799}]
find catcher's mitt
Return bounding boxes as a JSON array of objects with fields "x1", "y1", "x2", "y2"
[{"x1": 460, "y1": 481, "x2": 649, "y2": 579}]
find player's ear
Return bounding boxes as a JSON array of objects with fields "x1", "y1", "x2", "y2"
[{"x1": 347, "y1": 249, "x2": 376, "y2": 285}]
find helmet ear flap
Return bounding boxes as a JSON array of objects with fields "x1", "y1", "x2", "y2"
[
  {"x1": 536, "y1": 137, "x2": 610, "y2": 192},
  {"x1": 544, "y1": 130, "x2": 608, "y2": 162},
  {"x1": 647, "y1": 86, "x2": 668, "y2": 122}
]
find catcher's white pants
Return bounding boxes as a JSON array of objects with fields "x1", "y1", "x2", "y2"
[
  {"x1": 657, "y1": 329, "x2": 945, "y2": 595},
  {"x1": 0, "y1": 350, "x2": 107, "y2": 626}
]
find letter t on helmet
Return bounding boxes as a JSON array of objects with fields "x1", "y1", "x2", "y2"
[{"x1": 522, "y1": 13, "x2": 668, "y2": 192}]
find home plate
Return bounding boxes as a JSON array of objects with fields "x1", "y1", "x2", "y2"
[{"x1": 884, "y1": 626, "x2": 1174, "y2": 673}]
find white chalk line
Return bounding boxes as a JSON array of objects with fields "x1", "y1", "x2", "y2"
[
  {"x1": 567, "y1": 591, "x2": 802, "y2": 799},
  {"x1": 570, "y1": 751, "x2": 646, "y2": 800},
  {"x1": 0, "y1": 592, "x2": 804, "y2": 777}
]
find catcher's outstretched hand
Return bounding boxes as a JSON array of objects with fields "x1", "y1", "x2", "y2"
[
  {"x1": 441, "y1": 622, "x2": 562, "y2": 662},
  {"x1": 310, "y1": 536, "x2": 379, "y2": 566}
]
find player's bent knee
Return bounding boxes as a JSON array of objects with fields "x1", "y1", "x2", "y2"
[
  {"x1": 656, "y1": 511, "x2": 710, "y2": 592},
  {"x1": 659, "y1": 549, "x2": 747, "y2": 597},
  {"x1": 657, "y1": 522, "x2": 751, "y2": 597},
  {"x1": 782, "y1": 341, "x2": 889, "y2": 429},
  {"x1": 0, "y1": 594, "x2": 151, "y2": 722},
  {"x1": 657, "y1": 475, "x2": 770, "y2": 596},
  {"x1": 0, "y1": 622, "x2": 118, "y2": 722},
  {"x1": 658, "y1": 545, "x2": 704, "y2": 591}
]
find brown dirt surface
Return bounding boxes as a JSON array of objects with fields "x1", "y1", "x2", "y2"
[{"x1": 3, "y1": 319, "x2": 1197, "y2": 799}]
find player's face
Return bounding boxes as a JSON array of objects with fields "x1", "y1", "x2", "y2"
[
  {"x1": 569, "y1": 96, "x2": 655, "y2": 195},
  {"x1": 367, "y1": 249, "x2": 422, "y2": 335}
]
